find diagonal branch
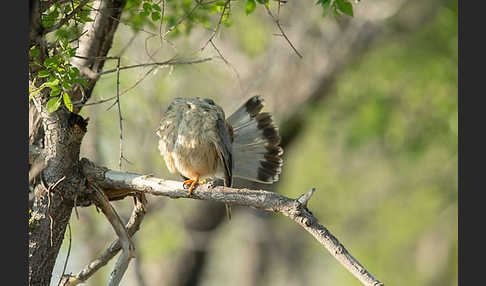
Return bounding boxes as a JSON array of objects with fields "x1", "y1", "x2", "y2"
[
  {"x1": 80, "y1": 158, "x2": 384, "y2": 286},
  {"x1": 201, "y1": 0, "x2": 231, "y2": 51},
  {"x1": 89, "y1": 183, "x2": 136, "y2": 286},
  {"x1": 264, "y1": 4, "x2": 303, "y2": 58},
  {"x1": 61, "y1": 193, "x2": 146, "y2": 286}
]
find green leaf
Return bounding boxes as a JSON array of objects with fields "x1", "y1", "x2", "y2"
[
  {"x1": 69, "y1": 67, "x2": 80, "y2": 78},
  {"x1": 62, "y1": 80, "x2": 73, "y2": 90},
  {"x1": 256, "y1": 0, "x2": 268, "y2": 4},
  {"x1": 57, "y1": 65, "x2": 66, "y2": 73},
  {"x1": 44, "y1": 58, "x2": 56, "y2": 68},
  {"x1": 316, "y1": 0, "x2": 330, "y2": 5},
  {"x1": 46, "y1": 97, "x2": 61, "y2": 113},
  {"x1": 63, "y1": 93, "x2": 73, "y2": 112},
  {"x1": 30, "y1": 46, "x2": 40, "y2": 58},
  {"x1": 29, "y1": 85, "x2": 46, "y2": 102},
  {"x1": 245, "y1": 0, "x2": 256, "y2": 15},
  {"x1": 44, "y1": 78, "x2": 60, "y2": 88},
  {"x1": 151, "y1": 11, "x2": 161, "y2": 21},
  {"x1": 38, "y1": 70, "x2": 50, "y2": 78},
  {"x1": 66, "y1": 47, "x2": 77, "y2": 57},
  {"x1": 29, "y1": 77, "x2": 37, "y2": 92},
  {"x1": 152, "y1": 4, "x2": 161, "y2": 11},
  {"x1": 75, "y1": 77, "x2": 88, "y2": 87},
  {"x1": 316, "y1": 0, "x2": 332, "y2": 17},
  {"x1": 143, "y1": 2, "x2": 152, "y2": 12},
  {"x1": 224, "y1": 18, "x2": 233, "y2": 27},
  {"x1": 336, "y1": 0, "x2": 353, "y2": 16},
  {"x1": 79, "y1": 9, "x2": 94, "y2": 23},
  {"x1": 333, "y1": 4, "x2": 341, "y2": 18},
  {"x1": 50, "y1": 86, "x2": 61, "y2": 97}
]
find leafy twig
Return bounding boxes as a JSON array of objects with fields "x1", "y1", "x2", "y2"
[
  {"x1": 43, "y1": 0, "x2": 91, "y2": 34},
  {"x1": 264, "y1": 4, "x2": 303, "y2": 58},
  {"x1": 201, "y1": 0, "x2": 231, "y2": 51}
]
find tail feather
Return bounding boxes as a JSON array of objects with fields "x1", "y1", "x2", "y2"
[{"x1": 227, "y1": 96, "x2": 283, "y2": 184}]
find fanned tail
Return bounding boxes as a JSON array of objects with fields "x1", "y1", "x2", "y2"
[{"x1": 227, "y1": 96, "x2": 283, "y2": 184}]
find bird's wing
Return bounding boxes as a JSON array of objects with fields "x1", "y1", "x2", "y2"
[{"x1": 214, "y1": 113, "x2": 233, "y2": 187}]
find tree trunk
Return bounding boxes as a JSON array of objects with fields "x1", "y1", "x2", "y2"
[{"x1": 28, "y1": 0, "x2": 127, "y2": 284}]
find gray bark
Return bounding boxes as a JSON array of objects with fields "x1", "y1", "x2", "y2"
[
  {"x1": 28, "y1": 1, "x2": 127, "y2": 285},
  {"x1": 80, "y1": 159, "x2": 384, "y2": 286}
]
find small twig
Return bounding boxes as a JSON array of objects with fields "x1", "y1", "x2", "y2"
[
  {"x1": 79, "y1": 57, "x2": 212, "y2": 108},
  {"x1": 73, "y1": 55, "x2": 120, "y2": 61},
  {"x1": 81, "y1": 66, "x2": 158, "y2": 107},
  {"x1": 201, "y1": 0, "x2": 230, "y2": 51},
  {"x1": 58, "y1": 222, "x2": 72, "y2": 286},
  {"x1": 98, "y1": 57, "x2": 212, "y2": 76},
  {"x1": 208, "y1": 39, "x2": 242, "y2": 92},
  {"x1": 264, "y1": 4, "x2": 303, "y2": 58},
  {"x1": 296, "y1": 187, "x2": 316, "y2": 208},
  {"x1": 144, "y1": 34, "x2": 159, "y2": 63},
  {"x1": 115, "y1": 57, "x2": 124, "y2": 170},
  {"x1": 73, "y1": 193, "x2": 80, "y2": 220},
  {"x1": 162, "y1": 0, "x2": 203, "y2": 39},
  {"x1": 118, "y1": 32, "x2": 139, "y2": 59},
  {"x1": 159, "y1": 0, "x2": 165, "y2": 48}
]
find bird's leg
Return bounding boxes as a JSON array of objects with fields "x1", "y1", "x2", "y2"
[{"x1": 183, "y1": 174, "x2": 200, "y2": 196}]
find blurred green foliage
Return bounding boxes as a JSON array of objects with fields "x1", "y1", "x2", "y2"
[
  {"x1": 56, "y1": 1, "x2": 456, "y2": 286},
  {"x1": 231, "y1": 6, "x2": 270, "y2": 56},
  {"x1": 279, "y1": 4, "x2": 457, "y2": 285}
]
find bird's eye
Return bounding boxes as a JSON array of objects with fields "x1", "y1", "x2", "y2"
[{"x1": 203, "y1": 98, "x2": 215, "y2": 105}]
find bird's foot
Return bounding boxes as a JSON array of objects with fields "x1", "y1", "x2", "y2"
[{"x1": 183, "y1": 176, "x2": 200, "y2": 196}]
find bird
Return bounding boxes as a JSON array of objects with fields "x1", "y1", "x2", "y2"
[{"x1": 156, "y1": 96, "x2": 283, "y2": 219}]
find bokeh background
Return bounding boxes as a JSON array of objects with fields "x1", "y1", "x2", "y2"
[{"x1": 51, "y1": 0, "x2": 457, "y2": 285}]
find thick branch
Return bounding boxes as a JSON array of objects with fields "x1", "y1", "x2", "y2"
[
  {"x1": 81, "y1": 159, "x2": 383, "y2": 286},
  {"x1": 89, "y1": 183, "x2": 136, "y2": 286},
  {"x1": 62, "y1": 194, "x2": 146, "y2": 286}
]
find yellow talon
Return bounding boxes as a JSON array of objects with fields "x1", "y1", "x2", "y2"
[{"x1": 183, "y1": 175, "x2": 200, "y2": 196}]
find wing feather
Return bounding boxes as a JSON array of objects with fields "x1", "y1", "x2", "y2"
[{"x1": 214, "y1": 115, "x2": 233, "y2": 187}]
